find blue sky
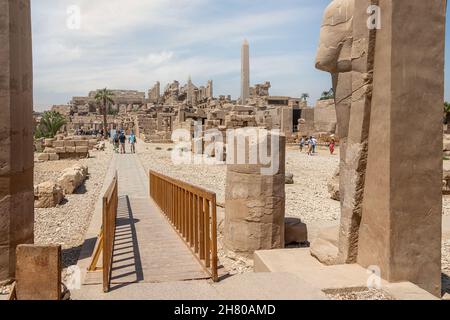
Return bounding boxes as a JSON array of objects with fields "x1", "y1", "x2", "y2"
[{"x1": 31, "y1": 0, "x2": 449, "y2": 111}]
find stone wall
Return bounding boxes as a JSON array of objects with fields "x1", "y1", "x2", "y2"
[{"x1": 0, "y1": 0, "x2": 34, "y2": 283}]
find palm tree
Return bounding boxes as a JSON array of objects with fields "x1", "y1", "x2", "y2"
[
  {"x1": 35, "y1": 111, "x2": 67, "y2": 138},
  {"x1": 301, "y1": 93, "x2": 309, "y2": 103},
  {"x1": 95, "y1": 88, "x2": 115, "y2": 139},
  {"x1": 320, "y1": 88, "x2": 334, "y2": 101}
]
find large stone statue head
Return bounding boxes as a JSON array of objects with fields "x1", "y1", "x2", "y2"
[{"x1": 316, "y1": 0, "x2": 354, "y2": 74}]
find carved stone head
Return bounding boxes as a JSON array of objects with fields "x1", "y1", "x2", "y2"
[{"x1": 316, "y1": 0, "x2": 354, "y2": 74}]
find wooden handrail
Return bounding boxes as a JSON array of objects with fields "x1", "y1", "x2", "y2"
[
  {"x1": 88, "y1": 172, "x2": 119, "y2": 293},
  {"x1": 149, "y1": 170, "x2": 218, "y2": 282}
]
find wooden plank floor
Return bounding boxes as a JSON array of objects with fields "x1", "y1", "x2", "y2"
[{"x1": 108, "y1": 153, "x2": 209, "y2": 287}]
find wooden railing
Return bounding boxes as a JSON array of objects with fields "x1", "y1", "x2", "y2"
[
  {"x1": 149, "y1": 170, "x2": 218, "y2": 282},
  {"x1": 88, "y1": 172, "x2": 119, "y2": 293}
]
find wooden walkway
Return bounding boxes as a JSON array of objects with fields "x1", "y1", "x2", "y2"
[{"x1": 104, "y1": 154, "x2": 209, "y2": 288}]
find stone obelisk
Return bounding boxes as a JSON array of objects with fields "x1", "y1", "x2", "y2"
[
  {"x1": 240, "y1": 39, "x2": 250, "y2": 104},
  {"x1": 187, "y1": 75, "x2": 193, "y2": 106},
  {"x1": 0, "y1": 0, "x2": 35, "y2": 284}
]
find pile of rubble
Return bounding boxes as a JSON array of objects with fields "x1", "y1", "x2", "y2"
[{"x1": 34, "y1": 164, "x2": 88, "y2": 208}]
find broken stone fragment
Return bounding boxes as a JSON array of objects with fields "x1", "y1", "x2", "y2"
[
  {"x1": 34, "y1": 181, "x2": 64, "y2": 208},
  {"x1": 285, "y1": 173, "x2": 294, "y2": 185}
]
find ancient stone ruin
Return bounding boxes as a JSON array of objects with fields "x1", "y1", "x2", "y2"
[{"x1": 312, "y1": 0, "x2": 445, "y2": 297}]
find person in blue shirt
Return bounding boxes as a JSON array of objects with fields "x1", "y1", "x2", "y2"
[
  {"x1": 119, "y1": 130, "x2": 126, "y2": 154},
  {"x1": 129, "y1": 131, "x2": 137, "y2": 154}
]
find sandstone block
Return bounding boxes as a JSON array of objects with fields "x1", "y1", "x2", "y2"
[
  {"x1": 57, "y1": 167, "x2": 86, "y2": 194},
  {"x1": 16, "y1": 245, "x2": 61, "y2": 300},
  {"x1": 75, "y1": 146, "x2": 89, "y2": 153},
  {"x1": 65, "y1": 146, "x2": 76, "y2": 153},
  {"x1": 55, "y1": 147, "x2": 65, "y2": 154},
  {"x1": 63, "y1": 140, "x2": 75, "y2": 147},
  {"x1": 48, "y1": 153, "x2": 59, "y2": 161},
  {"x1": 310, "y1": 238, "x2": 338, "y2": 266},
  {"x1": 44, "y1": 147, "x2": 56, "y2": 154},
  {"x1": 34, "y1": 181, "x2": 64, "y2": 208},
  {"x1": 44, "y1": 139, "x2": 55, "y2": 147},
  {"x1": 74, "y1": 140, "x2": 88, "y2": 147},
  {"x1": 53, "y1": 140, "x2": 64, "y2": 148},
  {"x1": 37, "y1": 153, "x2": 49, "y2": 161}
]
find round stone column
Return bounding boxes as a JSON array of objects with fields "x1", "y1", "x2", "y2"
[{"x1": 224, "y1": 129, "x2": 286, "y2": 258}]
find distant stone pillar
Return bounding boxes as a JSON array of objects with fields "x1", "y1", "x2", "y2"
[
  {"x1": 224, "y1": 129, "x2": 285, "y2": 258},
  {"x1": 357, "y1": 0, "x2": 445, "y2": 297},
  {"x1": 240, "y1": 40, "x2": 250, "y2": 104},
  {"x1": 0, "y1": 0, "x2": 34, "y2": 284}
]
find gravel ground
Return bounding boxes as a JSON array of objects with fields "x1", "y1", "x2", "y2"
[
  {"x1": 137, "y1": 142, "x2": 340, "y2": 224},
  {"x1": 34, "y1": 147, "x2": 113, "y2": 269},
  {"x1": 326, "y1": 288, "x2": 394, "y2": 300}
]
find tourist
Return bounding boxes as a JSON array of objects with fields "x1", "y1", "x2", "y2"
[
  {"x1": 113, "y1": 131, "x2": 119, "y2": 153},
  {"x1": 312, "y1": 136, "x2": 317, "y2": 154},
  {"x1": 299, "y1": 137, "x2": 305, "y2": 152},
  {"x1": 329, "y1": 138, "x2": 336, "y2": 155},
  {"x1": 129, "y1": 131, "x2": 137, "y2": 154},
  {"x1": 307, "y1": 136, "x2": 313, "y2": 156},
  {"x1": 119, "y1": 130, "x2": 127, "y2": 154}
]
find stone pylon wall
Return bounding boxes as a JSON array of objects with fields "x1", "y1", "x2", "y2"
[{"x1": 0, "y1": 0, "x2": 35, "y2": 283}]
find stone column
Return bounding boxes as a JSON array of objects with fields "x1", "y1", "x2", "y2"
[
  {"x1": 224, "y1": 129, "x2": 285, "y2": 258},
  {"x1": 357, "y1": 0, "x2": 445, "y2": 297},
  {"x1": 0, "y1": 0, "x2": 34, "y2": 284}
]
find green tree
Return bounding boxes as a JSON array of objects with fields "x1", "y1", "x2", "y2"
[
  {"x1": 95, "y1": 88, "x2": 115, "y2": 139},
  {"x1": 444, "y1": 102, "x2": 450, "y2": 125},
  {"x1": 35, "y1": 111, "x2": 67, "y2": 139},
  {"x1": 320, "y1": 88, "x2": 334, "y2": 101},
  {"x1": 301, "y1": 93, "x2": 309, "y2": 103}
]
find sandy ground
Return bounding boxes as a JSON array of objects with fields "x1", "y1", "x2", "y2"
[
  {"x1": 137, "y1": 142, "x2": 340, "y2": 224},
  {"x1": 34, "y1": 147, "x2": 113, "y2": 268}
]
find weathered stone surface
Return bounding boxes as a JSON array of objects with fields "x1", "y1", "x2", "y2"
[
  {"x1": 74, "y1": 140, "x2": 88, "y2": 147},
  {"x1": 327, "y1": 168, "x2": 340, "y2": 201},
  {"x1": 357, "y1": 0, "x2": 444, "y2": 297},
  {"x1": 37, "y1": 153, "x2": 49, "y2": 161},
  {"x1": 34, "y1": 181, "x2": 64, "y2": 208},
  {"x1": 48, "y1": 153, "x2": 59, "y2": 161},
  {"x1": 309, "y1": 226, "x2": 339, "y2": 266},
  {"x1": 16, "y1": 245, "x2": 61, "y2": 300},
  {"x1": 56, "y1": 165, "x2": 88, "y2": 194},
  {"x1": 224, "y1": 131, "x2": 286, "y2": 258},
  {"x1": 44, "y1": 147, "x2": 56, "y2": 154},
  {"x1": 44, "y1": 138, "x2": 55, "y2": 147},
  {"x1": 75, "y1": 146, "x2": 89, "y2": 154},
  {"x1": 285, "y1": 218, "x2": 307, "y2": 245},
  {"x1": 285, "y1": 173, "x2": 294, "y2": 185},
  {"x1": 0, "y1": 0, "x2": 34, "y2": 283},
  {"x1": 310, "y1": 238, "x2": 338, "y2": 266},
  {"x1": 53, "y1": 140, "x2": 64, "y2": 148}
]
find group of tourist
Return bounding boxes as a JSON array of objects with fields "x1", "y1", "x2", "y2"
[
  {"x1": 75, "y1": 128, "x2": 104, "y2": 137},
  {"x1": 299, "y1": 136, "x2": 336, "y2": 155},
  {"x1": 112, "y1": 130, "x2": 137, "y2": 154}
]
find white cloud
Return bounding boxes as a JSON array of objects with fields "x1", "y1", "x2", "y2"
[{"x1": 139, "y1": 51, "x2": 175, "y2": 65}]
